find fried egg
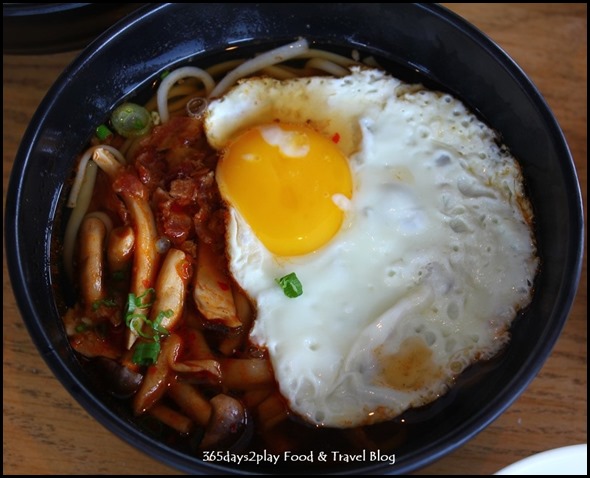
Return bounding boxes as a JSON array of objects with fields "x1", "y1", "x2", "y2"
[{"x1": 205, "y1": 67, "x2": 538, "y2": 427}]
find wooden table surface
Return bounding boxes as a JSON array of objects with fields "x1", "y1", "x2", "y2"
[{"x1": 3, "y1": 4, "x2": 587, "y2": 475}]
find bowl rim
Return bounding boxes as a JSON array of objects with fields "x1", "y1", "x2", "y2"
[{"x1": 5, "y1": 2, "x2": 585, "y2": 475}]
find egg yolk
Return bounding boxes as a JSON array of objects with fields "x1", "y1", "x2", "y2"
[{"x1": 216, "y1": 123, "x2": 353, "y2": 256}]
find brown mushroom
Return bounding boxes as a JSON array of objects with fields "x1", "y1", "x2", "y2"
[
  {"x1": 91, "y1": 357, "x2": 143, "y2": 398},
  {"x1": 199, "y1": 394, "x2": 251, "y2": 451}
]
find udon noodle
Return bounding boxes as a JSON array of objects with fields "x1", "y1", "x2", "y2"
[{"x1": 60, "y1": 39, "x2": 405, "y2": 462}]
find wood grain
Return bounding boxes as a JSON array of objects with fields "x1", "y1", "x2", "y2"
[{"x1": 3, "y1": 4, "x2": 586, "y2": 475}]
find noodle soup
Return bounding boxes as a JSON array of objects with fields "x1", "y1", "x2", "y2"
[{"x1": 55, "y1": 38, "x2": 537, "y2": 472}]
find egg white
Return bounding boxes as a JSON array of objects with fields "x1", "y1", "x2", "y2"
[{"x1": 205, "y1": 67, "x2": 538, "y2": 427}]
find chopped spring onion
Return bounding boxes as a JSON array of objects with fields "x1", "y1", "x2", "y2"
[
  {"x1": 152, "y1": 309, "x2": 174, "y2": 335},
  {"x1": 276, "y1": 272, "x2": 303, "y2": 298},
  {"x1": 124, "y1": 289, "x2": 155, "y2": 338},
  {"x1": 124, "y1": 289, "x2": 172, "y2": 365},
  {"x1": 75, "y1": 323, "x2": 90, "y2": 333},
  {"x1": 132, "y1": 341, "x2": 161, "y2": 366},
  {"x1": 126, "y1": 314, "x2": 153, "y2": 339},
  {"x1": 111, "y1": 102, "x2": 152, "y2": 138},
  {"x1": 111, "y1": 269, "x2": 127, "y2": 281},
  {"x1": 125, "y1": 289, "x2": 155, "y2": 316},
  {"x1": 91, "y1": 297, "x2": 117, "y2": 311},
  {"x1": 96, "y1": 124, "x2": 113, "y2": 140}
]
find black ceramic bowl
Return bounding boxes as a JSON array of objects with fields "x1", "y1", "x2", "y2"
[{"x1": 5, "y1": 3, "x2": 584, "y2": 475}]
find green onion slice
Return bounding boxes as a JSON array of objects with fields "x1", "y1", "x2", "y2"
[
  {"x1": 124, "y1": 289, "x2": 173, "y2": 365},
  {"x1": 125, "y1": 289, "x2": 154, "y2": 317},
  {"x1": 110, "y1": 102, "x2": 152, "y2": 138},
  {"x1": 126, "y1": 314, "x2": 152, "y2": 339},
  {"x1": 75, "y1": 323, "x2": 89, "y2": 333},
  {"x1": 91, "y1": 297, "x2": 117, "y2": 311},
  {"x1": 132, "y1": 341, "x2": 161, "y2": 366},
  {"x1": 276, "y1": 272, "x2": 303, "y2": 298},
  {"x1": 95, "y1": 124, "x2": 113, "y2": 140},
  {"x1": 152, "y1": 310, "x2": 173, "y2": 335}
]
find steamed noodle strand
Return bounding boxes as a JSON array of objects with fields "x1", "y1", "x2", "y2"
[
  {"x1": 157, "y1": 66, "x2": 215, "y2": 123},
  {"x1": 304, "y1": 58, "x2": 351, "y2": 77},
  {"x1": 259, "y1": 65, "x2": 299, "y2": 80},
  {"x1": 208, "y1": 38, "x2": 310, "y2": 98},
  {"x1": 205, "y1": 59, "x2": 244, "y2": 78},
  {"x1": 299, "y1": 48, "x2": 362, "y2": 67},
  {"x1": 154, "y1": 39, "x2": 368, "y2": 123}
]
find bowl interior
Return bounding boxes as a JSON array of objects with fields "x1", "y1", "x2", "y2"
[{"x1": 5, "y1": 3, "x2": 583, "y2": 474}]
